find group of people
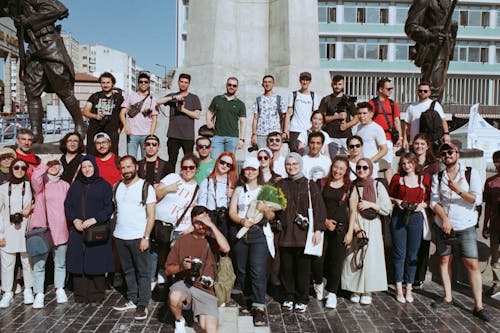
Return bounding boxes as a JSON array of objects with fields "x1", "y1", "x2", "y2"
[{"x1": 0, "y1": 70, "x2": 497, "y2": 333}]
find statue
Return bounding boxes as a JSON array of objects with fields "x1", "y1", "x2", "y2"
[
  {"x1": 1, "y1": 0, "x2": 86, "y2": 143},
  {"x1": 405, "y1": 0, "x2": 458, "y2": 101}
]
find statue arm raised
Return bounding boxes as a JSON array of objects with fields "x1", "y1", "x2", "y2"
[{"x1": 24, "y1": 0, "x2": 69, "y2": 31}]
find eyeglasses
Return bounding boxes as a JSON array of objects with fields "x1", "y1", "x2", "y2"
[
  {"x1": 440, "y1": 150, "x2": 456, "y2": 157},
  {"x1": 13, "y1": 165, "x2": 27, "y2": 171},
  {"x1": 356, "y1": 165, "x2": 369, "y2": 171},
  {"x1": 95, "y1": 141, "x2": 109, "y2": 146},
  {"x1": 139, "y1": 80, "x2": 150, "y2": 84},
  {"x1": 257, "y1": 155, "x2": 269, "y2": 161},
  {"x1": 268, "y1": 138, "x2": 281, "y2": 143},
  {"x1": 219, "y1": 160, "x2": 233, "y2": 168},
  {"x1": 227, "y1": 83, "x2": 238, "y2": 88},
  {"x1": 145, "y1": 142, "x2": 158, "y2": 147},
  {"x1": 197, "y1": 144, "x2": 211, "y2": 150},
  {"x1": 349, "y1": 144, "x2": 361, "y2": 149},
  {"x1": 418, "y1": 89, "x2": 429, "y2": 93},
  {"x1": 0, "y1": 155, "x2": 13, "y2": 160},
  {"x1": 386, "y1": 87, "x2": 393, "y2": 91},
  {"x1": 181, "y1": 165, "x2": 196, "y2": 171}
]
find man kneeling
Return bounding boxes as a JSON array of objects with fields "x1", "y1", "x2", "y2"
[{"x1": 166, "y1": 205, "x2": 230, "y2": 333}]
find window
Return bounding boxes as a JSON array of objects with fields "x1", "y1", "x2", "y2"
[
  {"x1": 328, "y1": 7, "x2": 336, "y2": 23},
  {"x1": 318, "y1": 6, "x2": 327, "y2": 22},
  {"x1": 395, "y1": 6, "x2": 409, "y2": 24},
  {"x1": 379, "y1": 45, "x2": 388, "y2": 60},
  {"x1": 496, "y1": 48, "x2": 500, "y2": 63},
  {"x1": 327, "y1": 44, "x2": 336, "y2": 59},
  {"x1": 481, "y1": 11, "x2": 489, "y2": 27},
  {"x1": 344, "y1": 7, "x2": 356, "y2": 23},
  {"x1": 319, "y1": 37, "x2": 336, "y2": 59},
  {"x1": 480, "y1": 48, "x2": 488, "y2": 63},
  {"x1": 453, "y1": 42, "x2": 489, "y2": 63},
  {"x1": 460, "y1": 11, "x2": 468, "y2": 26},
  {"x1": 344, "y1": 44, "x2": 355, "y2": 59},
  {"x1": 380, "y1": 8, "x2": 388, "y2": 24},
  {"x1": 357, "y1": 8, "x2": 366, "y2": 23},
  {"x1": 458, "y1": 7, "x2": 491, "y2": 27},
  {"x1": 343, "y1": 39, "x2": 388, "y2": 61}
]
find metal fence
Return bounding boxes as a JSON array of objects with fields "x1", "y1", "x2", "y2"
[{"x1": 0, "y1": 118, "x2": 75, "y2": 142}]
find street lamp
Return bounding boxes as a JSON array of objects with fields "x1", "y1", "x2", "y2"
[{"x1": 155, "y1": 63, "x2": 167, "y2": 89}]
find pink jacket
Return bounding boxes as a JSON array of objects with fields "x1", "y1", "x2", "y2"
[{"x1": 30, "y1": 164, "x2": 70, "y2": 246}]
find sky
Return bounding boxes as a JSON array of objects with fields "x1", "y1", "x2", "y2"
[{"x1": 63, "y1": 0, "x2": 177, "y2": 76}]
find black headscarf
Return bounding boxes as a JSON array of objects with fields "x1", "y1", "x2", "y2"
[
  {"x1": 77, "y1": 155, "x2": 101, "y2": 184},
  {"x1": 9, "y1": 158, "x2": 28, "y2": 184}
]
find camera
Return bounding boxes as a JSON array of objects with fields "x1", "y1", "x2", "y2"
[
  {"x1": 441, "y1": 229, "x2": 461, "y2": 246},
  {"x1": 401, "y1": 201, "x2": 418, "y2": 225},
  {"x1": 200, "y1": 275, "x2": 214, "y2": 289},
  {"x1": 10, "y1": 213, "x2": 23, "y2": 224},
  {"x1": 335, "y1": 95, "x2": 357, "y2": 113},
  {"x1": 335, "y1": 221, "x2": 346, "y2": 234},
  {"x1": 190, "y1": 257, "x2": 203, "y2": 280},
  {"x1": 294, "y1": 213, "x2": 309, "y2": 230},
  {"x1": 247, "y1": 144, "x2": 259, "y2": 153},
  {"x1": 215, "y1": 207, "x2": 228, "y2": 223},
  {"x1": 142, "y1": 108, "x2": 153, "y2": 117},
  {"x1": 171, "y1": 96, "x2": 184, "y2": 106},
  {"x1": 270, "y1": 219, "x2": 282, "y2": 233}
]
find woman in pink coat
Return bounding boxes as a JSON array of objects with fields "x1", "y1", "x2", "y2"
[{"x1": 29, "y1": 159, "x2": 70, "y2": 309}]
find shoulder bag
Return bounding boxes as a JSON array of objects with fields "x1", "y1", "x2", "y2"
[
  {"x1": 81, "y1": 186, "x2": 110, "y2": 244},
  {"x1": 304, "y1": 180, "x2": 324, "y2": 257},
  {"x1": 127, "y1": 93, "x2": 150, "y2": 118},
  {"x1": 25, "y1": 182, "x2": 55, "y2": 257},
  {"x1": 203, "y1": 242, "x2": 236, "y2": 306}
]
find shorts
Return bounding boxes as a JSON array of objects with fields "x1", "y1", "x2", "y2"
[
  {"x1": 381, "y1": 140, "x2": 394, "y2": 164},
  {"x1": 170, "y1": 280, "x2": 219, "y2": 319},
  {"x1": 433, "y1": 224, "x2": 478, "y2": 259}
]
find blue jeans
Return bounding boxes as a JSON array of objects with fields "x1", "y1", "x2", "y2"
[
  {"x1": 231, "y1": 227, "x2": 268, "y2": 308},
  {"x1": 32, "y1": 244, "x2": 67, "y2": 294},
  {"x1": 114, "y1": 238, "x2": 151, "y2": 306},
  {"x1": 211, "y1": 136, "x2": 239, "y2": 159},
  {"x1": 390, "y1": 207, "x2": 423, "y2": 284},
  {"x1": 127, "y1": 135, "x2": 147, "y2": 159}
]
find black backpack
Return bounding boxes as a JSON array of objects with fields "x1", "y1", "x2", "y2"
[{"x1": 419, "y1": 100, "x2": 444, "y2": 144}]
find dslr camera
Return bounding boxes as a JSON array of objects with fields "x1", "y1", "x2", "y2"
[
  {"x1": 142, "y1": 108, "x2": 153, "y2": 117},
  {"x1": 215, "y1": 207, "x2": 228, "y2": 223},
  {"x1": 336, "y1": 95, "x2": 357, "y2": 112},
  {"x1": 247, "y1": 144, "x2": 259, "y2": 153},
  {"x1": 190, "y1": 257, "x2": 203, "y2": 279},
  {"x1": 10, "y1": 213, "x2": 23, "y2": 224},
  {"x1": 200, "y1": 275, "x2": 214, "y2": 289},
  {"x1": 294, "y1": 213, "x2": 309, "y2": 230},
  {"x1": 401, "y1": 201, "x2": 418, "y2": 225}
]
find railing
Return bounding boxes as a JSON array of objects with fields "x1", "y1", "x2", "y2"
[{"x1": 0, "y1": 118, "x2": 76, "y2": 142}]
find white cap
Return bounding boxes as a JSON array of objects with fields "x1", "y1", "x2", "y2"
[{"x1": 242, "y1": 156, "x2": 259, "y2": 169}]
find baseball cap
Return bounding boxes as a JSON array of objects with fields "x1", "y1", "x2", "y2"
[
  {"x1": 0, "y1": 147, "x2": 16, "y2": 159},
  {"x1": 145, "y1": 134, "x2": 160, "y2": 143},
  {"x1": 242, "y1": 157, "x2": 259, "y2": 170},
  {"x1": 299, "y1": 72, "x2": 312, "y2": 80},
  {"x1": 439, "y1": 142, "x2": 458, "y2": 152},
  {"x1": 93, "y1": 132, "x2": 111, "y2": 142}
]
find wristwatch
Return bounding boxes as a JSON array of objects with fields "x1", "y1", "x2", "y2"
[
  {"x1": 142, "y1": 236, "x2": 150, "y2": 240},
  {"x1": 239, "y1": 138, "x2": 245, "y2": 142}
]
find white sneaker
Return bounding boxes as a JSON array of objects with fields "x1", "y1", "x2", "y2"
[
  {"x1": 325, "y1": 293, "x2": 337, "y2": 309},
  {"x1": 0, "y1": 292, "x2": 13, "y2": 308},
  {"x1": 56, "y1": 289, "x2": 68, "y2": 303},
  {"x1": 157, "y1": 274, "x2": 165, "y2": 284},
  {"x1": 360, "y1": 294, "x2": 372, "y2": 305},
  {"x1": 113, "y1": 299, "x2": 137, "y2": 311},
  {"x1": 23, "y1": 288, "x2": 34, "y2": 305},
  {"x1": 14, "y1": 284, "x2": 22, "y2": 294},
  {"x1": 314, "y1": 282, "x2": 325, "y2": 301},
  {"x1": 32, "y1": 293, "x2": 44, "y2": 309},
  {"x1": 174, "y1": 316, "x2": 186, "y2": 333},
  {"x1": 350, "y1": 293, "x2": 360, "y2": 303}
]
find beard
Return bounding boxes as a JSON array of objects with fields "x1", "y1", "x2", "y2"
[{"x1": 122, "y1": 170, "x2": 137, "y2": 181}]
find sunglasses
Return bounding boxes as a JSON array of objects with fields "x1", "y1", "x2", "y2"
[
  {"x1": 227, "y1": 83, "x2": 238, "y2": 88},
  {"x1": 386, "y1": 87, "x2": 393, "y2": 91},
  {"x1": 139, "y1": 80, "x2": 150, "y2": 84},
  {"x1": 13, "y1": 165, "x2": 28, "y2": 171},
  {"x1": 145, "y1": 142, "x2": 158, "y2": 147},
  {"x1": 440, "y1": 150, "x2": 456, "y2": 157},
  {"x1": 349, "y1": 144, "x2": 361, "y2": 149},
  {"x1": 356, "y1": 165, "x2": 369, "y2": 171},
  {"x1": 418, "y1": 89, "x2": 429, "y2": 93},
  {"x1": 219, "y1": 160, "x2": 233, "y2": 168},
  {"x1": 268, "y1": 138, "x2": 281, "y2": 143},
  {"x1": 181, "y1": 165, "x2": 196, "y2": 171},
  {"x1": 0, "y1": 155, "x2": 13, "y2": 160},
  {"x1": 197, "y1": 144, "x2": 211, "y2": 149},
  {"x1": 257, "y1": 155, "x2": 269, "y2": 161}
]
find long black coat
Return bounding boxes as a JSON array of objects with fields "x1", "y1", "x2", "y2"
[{"x1": 65, "y1": 165, "x2": 114, "y2": 275}]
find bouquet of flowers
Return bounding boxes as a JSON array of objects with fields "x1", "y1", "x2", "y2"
[{"x1": 236, "y1": 185, "x2": 287, "y2": 239}]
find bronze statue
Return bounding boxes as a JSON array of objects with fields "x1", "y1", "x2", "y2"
[
  {"x1": 405, "y1": 0, "x2": 458, "y2": 101},
  {"x1": 1, "y1": 0, "x2": 86, "y2": 143}
]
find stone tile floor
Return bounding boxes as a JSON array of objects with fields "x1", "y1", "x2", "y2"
[{"x1": 0, "y1": 280, "x2": 498, "y2": 332}]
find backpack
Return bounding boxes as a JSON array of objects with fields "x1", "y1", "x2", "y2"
[
  {"x1": 419, "y1": 100, "x2": 444, "y2": 144},
  {"x1": 256, "y1": 95, "x2": 282, "y2": 115},
  {"x1": 371, "y1": 97, "x2": 395, "y2": 120},
  {"x1": 437, "y1": 167, "x2": 482, "y2": 226},
  {"x1": 113, "y1": 179, "x2": 150, "y2": 207},
  {"x1": 291, "y1": 90, "x2": 315, "y2": 119}
]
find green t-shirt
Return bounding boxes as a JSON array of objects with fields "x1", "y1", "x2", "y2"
[
  {"x1": 209, "y1": 95, "x2": 246, "y2": 137},
  {"x1": 195, "y1": 159, "x2": 216, "y2": 185}
]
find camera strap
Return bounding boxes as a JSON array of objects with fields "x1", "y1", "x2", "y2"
[
  {"x1": 174, "y1": 185, "x2": 199, "y2": 229},
  {"x1": 211, "y1": 175, "x2": 230, "y2": 207},
  {"x1": 8, "y1": 181, "x2": 26, "y2": 217},
  {"x1": 401, "y1": 174, "x2": 423, "y2": 203}
]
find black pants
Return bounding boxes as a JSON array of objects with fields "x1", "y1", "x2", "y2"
[
  {"x1": 324, "y1": 230, "x2": 346, "y2": 293},
  {"x1": 167, "y1": 138, "x2": 194, "y2": 167},
  {"x1": 73, "y1": 274, "x2": 107, "y2": 303},
  {"x1": 415, "y1": 239, "x2": 430, "y2": 282},
  {"x1": 288, "y1": 131, "x2": 300, "y2": 153},
  {"x1": 280, "y1": 247, "x2": 311, "y2": 304}
]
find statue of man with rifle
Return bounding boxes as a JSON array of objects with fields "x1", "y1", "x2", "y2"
[
  {"x1": 0, "y1": 0, "x2": 87, "y2": 143},
  {"x1": 405, "y1": 0, "x2": 458, "y2": 101}
]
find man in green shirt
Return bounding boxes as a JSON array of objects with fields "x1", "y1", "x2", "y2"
[
  {"x1": 206, "y1": 77, "x2": 246, "y2": 158},
  {"x1": 194, "y1": 136, "x2": 216, "y2": 185}
]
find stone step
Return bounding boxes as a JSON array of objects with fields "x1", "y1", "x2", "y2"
[{"x1": 218, "y1": 306, "x2": 270, "y2": 333}]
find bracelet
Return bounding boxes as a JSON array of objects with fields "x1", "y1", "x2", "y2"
[
  {"x1": 142, "y1": 236, "x2": 150, "y2": 240},
  {"x1": 443, "y1": 132, "x2": 450, "y2": 135},
  {"x1": 239, "y1": 138, "x2": 245, "y2": 142},
  {"x1": 458, "y1": 191, "x2": 463, "y2": 196}
]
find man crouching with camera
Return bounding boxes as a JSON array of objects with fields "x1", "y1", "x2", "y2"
[{"x1": 166, "y1": 205, "x2": 230, "y2": 333}]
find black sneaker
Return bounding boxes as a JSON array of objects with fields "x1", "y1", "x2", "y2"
[
  {"x1": 134, "y1": 305, "x2": 148, "y2": 320},
  {"x1": 472, "y1": 308, "x2": 491, "y2": 322},
  {"x1": 252, "y1": 308, "x2": 267, "y2": 327},
  {"x1": 430, "y1": 298, "x2": 453, "y2": 309}
]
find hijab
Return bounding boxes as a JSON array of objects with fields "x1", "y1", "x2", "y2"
[
  {"x1": 353, "y1": 158, "x2": 376, "y2": 203},
  {"x1": 9, "y1": 158, "x2": 28, "y2": 184},
  {"x1": 77, "y1": 155, "x2": 101, "y2": 184},
  {"x1": 285, "y1": 152, "x2": 304, "y2": 181}
]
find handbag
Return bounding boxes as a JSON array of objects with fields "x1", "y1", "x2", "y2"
[
  {"x1": 352, "y1": 229, "x2": 369, "y2": 270},
  {"x1": 198, "y1": 125, "x2": 215, "y2": 138},
  {"x1": 127, "y1": 93, "x2": 150, "y2": 118},
  {"x1": 304, "y1": 180, "x2": 324, "y2": 257},
  {"x1": 153, "y1": 185, "x2": 199, "y2": 244},
  {"x1": 26, "y1": 184, "x2": 55, "y2": 257},
  {"x1": 81, "y1": 187, "x2": 110, "y2": 244},
  {"x1": 204, "y1": 244, "x2": 236, "y2": 306}
]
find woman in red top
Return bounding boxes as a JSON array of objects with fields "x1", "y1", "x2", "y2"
[{"x1": 389, "y1": 152, "x2": 430, "y2": 303}]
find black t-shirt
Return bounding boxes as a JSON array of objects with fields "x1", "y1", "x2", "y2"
[
  {"x1": 319, "y1": 94, "x2": 356, "y2": 139},
  {"x1": 87, "y1": 90, "x2": 124, "y2": 131},
  {"x1": 138, "y1": 158, "x2": 174, "y2": 184},
  {"x1": 165, "y1": 92, "x2": 202, "y2": 140},
  {"x1": 322, "y1": 185, "x2": 348, "y2": 225}
]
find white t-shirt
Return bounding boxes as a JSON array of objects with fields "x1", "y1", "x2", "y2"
[
  {"x1": 405, "y1": 99, "x2": 444, "y2": 142},
  {"x1": 288, "y1": 91, "x2": 319, "y2": 132},
  {"x1": 297, "y1": 129, "x2": 331, "y2": 155},
  {"x1": 114, "y1": 179, "x2": 156, "y2": 240},
  {"x1": 354, "y1": 122, "x2": 387, "y2": 177},
  {"x1": 155, "y1": 173, "x2": 198, "y2": 232},
  {"x1": 273, "y1": 155, "x2": 287, "y2": 178},
  {"x1": 302, "y1": 155, "x2": 332, "y2": 181},
  {"x1": 235, "y1": 185, "x2": 261, "y2": 218}
]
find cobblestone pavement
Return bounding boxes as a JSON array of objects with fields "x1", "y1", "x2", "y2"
[{"x1": 0, "y1": 280, "x2": 498, "y2": 332}]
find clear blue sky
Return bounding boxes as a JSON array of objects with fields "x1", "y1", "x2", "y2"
[{"x1": 63, "y1": 0, "x2": 177, "y2": 76}]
